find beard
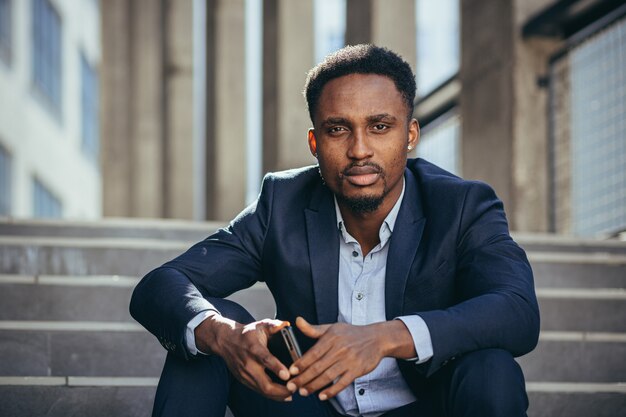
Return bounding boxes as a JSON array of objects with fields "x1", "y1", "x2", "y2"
[
  {"x1": 318, "y1": 161, "x2": 390, "y2": 214},
  {"x1": 336, "y1": 194, "x2": 384, "y2": 214}
]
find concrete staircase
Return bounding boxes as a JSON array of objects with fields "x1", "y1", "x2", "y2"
[{"x1": 0, "y1": 218, "x2": 624, "y2": 416}]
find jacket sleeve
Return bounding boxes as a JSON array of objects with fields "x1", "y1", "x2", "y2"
[
  {"x1": 129, "y1": 175, "x2": 275, "y2": 360},
  {"x1": 416, "y1": 181, "x2": 540, "y2": 377}
]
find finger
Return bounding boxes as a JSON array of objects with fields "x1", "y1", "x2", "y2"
[
  {"x1": 290, "y1": 330, "x2": 333, "y2": 376},
  {"x1": 244, "y1": 361, "x2": 293, "y2": 400},
  {"x1": 301, "y1": 361, "x2": 345, "y2": 394},
  {"x1": 265, "y1": 319, "x2": 291, "y2": 335},
  {"x1": 295, "y1": 316, "x2": 329, "y2": 339},
  {"x1": 317, "y1": 371, "x2": 354, "y2": 401},
  {"x1": 253, "y1": 345, "x2": 291, "y2": 382},
  {"x1": 290, "y1": 349, "x2": 338, "y2": 391}
]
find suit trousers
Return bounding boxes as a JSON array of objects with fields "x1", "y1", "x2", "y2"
[{"x1": 152, "y1": 298, "x2": 528, "y2": 417}]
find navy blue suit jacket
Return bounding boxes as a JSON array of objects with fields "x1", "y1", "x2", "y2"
[{"x1": 130, "y1": 158, "x2": 539, "y2": 392}]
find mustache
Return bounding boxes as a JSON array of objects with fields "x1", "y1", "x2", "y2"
[{"x1": 342, "y1": 162, "x2": 384, "y2": 176}]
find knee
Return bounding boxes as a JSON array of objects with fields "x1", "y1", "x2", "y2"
[
  {"x1": 206, "y1": 297, "x2": 256, "y2": 324},
  {"x1": 449, "y1": 349, "x2": 528, "y2": 416}
]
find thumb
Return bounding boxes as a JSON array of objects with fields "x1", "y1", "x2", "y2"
[{"x1": 295, "y1": 316, "x2": 328, "y2": 339}]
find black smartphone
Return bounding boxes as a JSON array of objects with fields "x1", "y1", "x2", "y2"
[
  {"x1": 268, "y1": 326, "x2": 302, "y2": 366},
  {"x1": 266, "y1": 326, "x2": 302, "y2": 383}
]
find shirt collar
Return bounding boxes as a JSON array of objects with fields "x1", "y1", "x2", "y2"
[{"x1": 334, "y1": 176, "x2": 406, "y2": 245}]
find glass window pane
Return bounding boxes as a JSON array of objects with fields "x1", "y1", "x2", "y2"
[
  {"x1": 314, "y1": 0, "x2": 346, "y2": 64},
  {"x1": 0, "y1": 0, "x2": 11, "y2": 64},
  {"x1": 33, "y1": 178, "x2": 62, "y2": 218},
  {"x1": 32, "y1": 0, "x2": 62, "y2": 110},
  {"x1": 569, "y1": 16, "x2": 626, "y2": 236},
  {"x1": 417, "y1": 109, "x2": 461, "y2": 176},
  {"x1": 0, "y1": 144, "x2": 11, "y2": 216},
  {"x1": 81, "y1": 53, "x2": 99, "y2": 163},
  {"x1": 415, "y1": 0, "x2": 459, "y2": 96}
]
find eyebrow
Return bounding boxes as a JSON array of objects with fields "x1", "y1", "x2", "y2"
[
  {"x1": 320, "y1": 117, "x2": 350, "y2": 127},
  {"x1": 366, "y1": 114, "x2": 397, "y2": 123},
  {"x1": 320, "y1": 114, "x2": 397, "y2": 127}
]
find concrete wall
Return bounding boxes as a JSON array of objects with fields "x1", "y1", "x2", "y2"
[{"x1": 0, "y1": 0, "x2": 101, "y2": 219}]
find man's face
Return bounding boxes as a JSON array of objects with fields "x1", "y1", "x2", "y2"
[{"x1": 308, "y1": 73, "x2": 419, "y2": 214}]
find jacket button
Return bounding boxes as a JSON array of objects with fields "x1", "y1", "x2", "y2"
[{"x1": 358, "y1": 388, "x2": 365, "y2": 395}]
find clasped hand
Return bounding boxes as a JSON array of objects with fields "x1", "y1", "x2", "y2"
[{"x1": 197, "y1": 314, "x2": 407, "y2": 402}]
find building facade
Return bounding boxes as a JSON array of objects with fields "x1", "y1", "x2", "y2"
[
  {"x1": 96, "y1": 0, "x2": 625, "y2": 237},
  {"x1": 0, "y1": 0, "x2": 101, "y2": 219}
]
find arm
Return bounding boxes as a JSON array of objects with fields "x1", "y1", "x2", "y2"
[
  {"x1": 415, "y1": 182, "x2": 540, "y2": 377},
  {"x1": 129, "y1": 175, "x2": 295, "y2": 400}
]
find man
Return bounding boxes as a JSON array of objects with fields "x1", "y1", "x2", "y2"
[{"x1": 131, "y1": 45, "x2": 539, "y2": 417}]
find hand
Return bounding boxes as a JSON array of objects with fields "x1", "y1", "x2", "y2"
[
  {"x1": 194, "y1": 316, "x2": 293, "y2": 402},
  {"x1": 286, "y1": 317, "x2": 406, "y2": 401}
]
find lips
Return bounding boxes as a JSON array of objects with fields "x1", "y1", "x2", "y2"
[{"x1": 343, "y1": 165, "x2": 381, "y2": 187}]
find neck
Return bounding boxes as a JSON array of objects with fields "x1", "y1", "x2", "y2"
[{"x1": 338, "y1": 185, "x2": 402, "y2": 256}]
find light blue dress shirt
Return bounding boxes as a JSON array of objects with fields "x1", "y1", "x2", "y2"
[{"x1": 330, "y1": 179, "x2": 433, "y2": 417}]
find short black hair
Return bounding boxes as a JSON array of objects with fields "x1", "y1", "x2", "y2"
[{"x1": 303, "y1": 44, "x2": 416, "y2": 124}]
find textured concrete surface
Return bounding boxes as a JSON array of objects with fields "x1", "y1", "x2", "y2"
[{"x1": 0, "y1": 386, "x2": 156, "y2": 417}]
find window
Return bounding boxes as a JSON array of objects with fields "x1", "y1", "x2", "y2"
[
  {"x1": 415, "y1": 0, "x2": 459, "y2": 96},
  {"x1": 314, "y1": 0, "x2": 346, "y2": 64},
  {"x1": 0, "y1": 0, "x2": 11, "y2": 65},
  {"x1": 33, "y1": 177, "x2": 62, "y2": 218},
  {"x1": 33, "y1": 0, "x2": 62, "y2": 110},
  {"x1": 81, "y1": 53, "x2": 99, "y2": 163},
  {"x1": 0, "y1": 144, "x2": 11, "y2": 216},
  {"x1": 551, "y1": 15, "x2": 626, "y2": 236},
  {"x1": 417, "y1": 109, "x2": 461, "y2": 176}
]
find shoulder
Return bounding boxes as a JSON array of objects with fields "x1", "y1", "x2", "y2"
[{"x1": 407, "y1": 158, "x2": 496, "y2": 199}]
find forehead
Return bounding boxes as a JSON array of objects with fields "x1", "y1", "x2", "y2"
[{"x1": 316, "y1": 74, "x2": 405, "y2": 120}]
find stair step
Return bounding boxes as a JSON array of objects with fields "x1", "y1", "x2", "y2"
[
  {"x1": 0, "y1": 385, "x2": 156, "y2": 417},
  {"x1": 517, "y1": 332, "x2": 626, "y2": 382},
  {"x1": 0, "y1": 217, "x2": 224, "y2": 242},
  {"x1": 0, "y1": 236, "x2": 189, "y2": 276},
  {"x1": 531, "y1": 256, "x2": 626, "y2": 288},
  {"x1": 538, "y1": 289, "x2": 626, "y2": 332},
  {"x1": 0, "y1": 327, "x2": 164, "y2": 377},
  {"x1": 527, "y1": 391, "x2": 626, "y2": 417},
  {"x1": 0, "y1": 275, "x2": 276, "y2": 323},
  {"x1": 0, "y1": 379, "x2": 623, "y2": 417},
  {"x1": 515, "y1": 233, "x2": 626, "y2": 255}
]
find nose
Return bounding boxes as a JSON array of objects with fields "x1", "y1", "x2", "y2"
[{"x1": 347, "y1": 129, "x2": 374, "y2": 160}]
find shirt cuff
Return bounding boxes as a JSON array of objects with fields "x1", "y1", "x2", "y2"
[
  {"x1": 396, "y1": 315, "x2": 434, "y2": 364},
  {"x1": 185, "y1": 309, "x2": 220, "y2": 356}
]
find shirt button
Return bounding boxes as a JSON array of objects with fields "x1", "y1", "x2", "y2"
[
  {"x1": 358, "y1": 388, "x2": 365, "y2": 395},
  {"x1": 356, "y1": 292, "x2": 364, "y2": 300},
  {"x1": 352, "y1": 250, "x2": 359, "y2": 257}
]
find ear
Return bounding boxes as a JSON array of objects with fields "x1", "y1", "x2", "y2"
[
  {"x1": 407, "y1": 119, "x2": 420, "y2": 152},
  {"x1": 308, "y1": 129, "x2": 317, "y2": 157}
]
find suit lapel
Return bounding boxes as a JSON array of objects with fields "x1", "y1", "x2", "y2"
[
  {"x1": 385, "y1": 169, "x2": 426, "y2": 320},
  {"x1": 305, "y1": 183, "x2": 340, "y2": 325}
]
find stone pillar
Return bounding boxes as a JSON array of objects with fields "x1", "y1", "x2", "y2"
[
  {"x1": 460, "y1": 0, "x2": 515, "y2": 220},
  {"x1": 346, "y1": 0, "x2": 416, "y2": 69},
  {"x1": 510, "y1": 0, "x2": 559, "y2": 232},
  {"x1": 129, "y1": 0, "x2": 166, "y2": 218},
  {"x1": 101, "y1": 0, "x2": 133, "y2": 217},
  {"x1": 263, "y1": 0, "x2": 315, "y2": 173},
  {"x1": 370, "y1": 0, "x2": 416, "y2": 70},
  {"x1": 101, "y1": 0, "x2": 197, "y2": 220},
  {"x1": 164, "y1": 0, "x2": 195, "y2": 219},
  {"x1": 205, "y1": 0, "x2": 247, "y2": 221}
]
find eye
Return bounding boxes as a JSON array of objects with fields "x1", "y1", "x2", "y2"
[
  {"x1": 372, "y1": 124, "x2": 389, "y2": 131},
  {"x1": 327, "y1": 126, "x2": 347, "y2": 134}
]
